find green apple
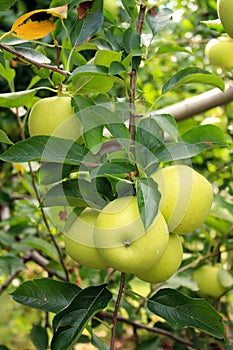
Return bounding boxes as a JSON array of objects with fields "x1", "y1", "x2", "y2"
[
  {"x1": 28, "y1": 95, "x2": 83, "y2": 141},
  {"x1": 193, "y1": 264, "x2": 229, "y2": 298},
  {"x1": 136, "y1": 233, "x2": 183, "y2": 283},
  {"x1": 217, "y1": 0, "x2": 233, "y2": 38},
  {"x1": 151, "y1": 165, "x2": 213, "y2": 234},
  {"x1": 104, "y1": 0, "x2": 119, "y2": 16},
  {"x1": 205, "y1": 35, "x2": 233, "y2": 70},
  {"x1": 94, "y1": 196, "x2": 169, "y2": 274},
  {"x1": 64, "y1": 208, "x2": 108, "y2": 269}
]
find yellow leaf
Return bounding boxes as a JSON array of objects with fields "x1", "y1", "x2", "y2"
[{"x1": 10, "y1": 5, "x2": 68, "y2": 40}]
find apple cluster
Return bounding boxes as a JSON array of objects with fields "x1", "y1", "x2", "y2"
[
  {"x1": 64, "y1": 165, "x2": 214, "y2": 284},
  {"x1": 205, "y1": 0, "x2": 233, "y2": 70},
  {"x1": 28, "y1": 96, "x2": 216, "y2": 285}
]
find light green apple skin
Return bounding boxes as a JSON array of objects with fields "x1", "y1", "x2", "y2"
[
  {"x1": 136, "y1": 233, "x2": 183, "y2": 283},
  {"x1": 193, "y1": 264, "x2": 227, "y2": 298},
  {"x1": 151, "y1": 165, "x2": 213, "y2": 235},
  {"x1": 94, "y1": 196, "x2": 169, "y2": 274},
  {"x1": 104, "y1": 0, "x2": 118, "y2": 15},
  {"x1": 64, "y1": 208, "x2": 108, "y2": 269},
  {"x1": 205, "y1": 35, "x2": 233, "y2": 70},
  {"x1": 217, "y1": 0, "x2": 233, "y2": 38},
  {"x1": 28, "y1": 96, "x2": 83, "y2": 141}
]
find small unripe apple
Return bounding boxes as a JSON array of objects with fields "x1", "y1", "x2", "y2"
[
  {"x1": 28, "y1": 96, "x2": 83, "y2": 141},
  {"x1": 64, "y1": 208, "x2": 108, "y2": 269},
  {"x1": 193, "y1": 264, "x2": 229, "y2": 298},
  {"x1": 151, "y1": 165, "x2": 213, "y2": 234},
  {"x1": 205, "y1": 35, "x2": 233, "y2": 70},
  {"x1": 104, "y1": 0, "x2": 119, "y2": 16},
  {"x1": 217, "y1": 0, "x2": 233, "y2": 38},
  {"x1": 95, "y1": 196, "x2": 169, "y2": 274},
  {"x1": 136, "y1": 233, "x2": 183, "y2": 283}
]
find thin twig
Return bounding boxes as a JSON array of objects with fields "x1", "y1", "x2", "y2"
[
  {"x1": 99, "y1": 311, "x2": 193, "y2": 347},
  {"x1": 28, "y1": 164, "x2": 70, "y2": 282},
  {"x1": 0, "y1": 42, "x2": 70, "y2": 76},
  {"x1": 110, "y1": 272, "x2": 126, "y2": 350},
  {"x1": 128, "y1": 1, "x2": 146, "y2": 151},
  {"x1": 24, "y1": 250, "x2": 67, "y2": 281},
  {"x1": 0, "y1": 269, "x2": 23, "y2": 294}
]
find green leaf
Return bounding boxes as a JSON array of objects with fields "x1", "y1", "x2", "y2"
[
  {"x1": 11, "y1": 278, "x2": 81, "y2": 313},
  {"x1": 90, "y1": 161, "x2": 135, "y2": 178},
  {"x1": 70, "y1": 65, "x2": 115, "y2": 94},
  {"x1": 30, "y1": 325, "x2": 49, "y2": 350},
  {"x1": 84, "y1": 125, "x2": 104, "y2": 153},
  {"x1": 94, "y1": 50, "x2": 122, "y2": 67},
  {"x1": 91, "y1": 334, "x2": 109, "y2": 350},
  {"x1": 201, "y1": 19, "x2": 224, "y2": 32},
  {"x1": 42, "y1": 179, "x2": 87, "y2": 208},
  {"x1": 0, "y1": 61, "x2": 15, "y2": 84},
  {"x1": 162, "y1": 67, "x2": 225, "y2": 94},
  {"x1": 0, "y1": 87, "x2": 47, "y2": 108},
  {"x1": 15, "y1": 47, "x2": 51, "y2": 64},
  {"x1": 109, "y1": 61, "x2": 126, "y2": 76},
  {"x1": 51, "y1": 284, "x2": 112, "y2": 350},
  {"x1": 39, "y1": 162, "x2": 73, "y2": 185},
  {"x1": 18, "y1": 237, "x2": 60, "y2": 262},
  {"x1": 146, "y1": 7, "x2": 173, "y2": 35},
  {"x1": 181, "y1": 125, "x2": 227, "y2": 147},
  {"x1": 156, "y1": 44, "x2": 192, "y2": 55},
  {"x1": 151, "y1": 114, "x2": 178, "y2": 142},
  {"x1": 0, "y1": 0, "x2": 17, "y2": 11},
  {"x1": 135, "y1": 116, "x2": 164, "y2": 169},
  {"x1": 71, "y1": 64, "x2": 108, "y2": 77},
  {"x1": 123, "y1": 28, "x2": 142, "y2": 55},
  {"x1": 0, "y1": 129, "x2": 13, "y2": 145},
  {"x1": 155, "y1": 142, "x2": 203, "y2": 162},
  {"x1": 70, "y1": 0, "x2": 104, "y2": 47},
  {"x1": 136, "y1": 116, "x2": 164, "y2": 149},
  {"x1": 77, "y1": 105, "x2": 131, "y2": 152},
  {"x1": 147, "y1": 288, "x2": 224, "y2": 339},
  {"x1": 121, "y1": 0, "x2": 138, "y2": 20},
  {"x1": 136, "y1": 177, "x2": 161, "y2": 231},
  {"x1": 0, "y1": 254, "x2": 25, "y2": 275},
  {"x1": 0, "y1": 136, "x2": 95, "y2": 165},
  {"x1": 42, "y1": 178, "x2": 113, "y2": 209}
]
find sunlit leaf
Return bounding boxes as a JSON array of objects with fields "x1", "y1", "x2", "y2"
[
  {"x1": 0, "y1": 129, "x2": 13, "y2": 145},
  {"x1": 10, "y1": 5, "x2": 68, "y2": 40},
  {"x1": 156, "y1": 44, "x2": 192, "y2": 55},
  {"x1": 162, "y1": 67, "x2": 225, "y2": 94},
  {"x1": 0, "y1": 88, "x2": 44, "y2": 108}
]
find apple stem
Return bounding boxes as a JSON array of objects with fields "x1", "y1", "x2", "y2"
[{"x1": 110, "y1": 272, "x2": 126, "y2": 350}]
